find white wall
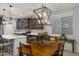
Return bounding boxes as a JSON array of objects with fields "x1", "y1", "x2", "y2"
[
  {"x1": 4, "y1": 24, "x2": 14, "y2": 35},
  {"x1": 3, "y1": 17, "x2": 17, "y2": 35},
  {"x1": 44, "y1": 25, "x2": 52, "y2": 35},
  {"x1": 73, "y1": 8, "x2": 79, "y2": 52}
]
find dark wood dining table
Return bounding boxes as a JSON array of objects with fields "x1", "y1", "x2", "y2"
[{"x1": 22, "y1": 41, "x2": 59, "y2": 56}]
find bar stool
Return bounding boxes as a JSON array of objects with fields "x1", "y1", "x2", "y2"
[{"x1": 0, "y1": 35, "x2": 13, "y2": 56}]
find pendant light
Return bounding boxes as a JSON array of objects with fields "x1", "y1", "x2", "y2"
[
  {"x1": 2, "y1": 9, "x2": 6, "y2": 25},
  {"x1": 9, "y1": 5, "x2": 13, "y2": 24}
]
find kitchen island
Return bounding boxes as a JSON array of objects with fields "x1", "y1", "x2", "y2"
[{"x1": 2, "y1": 34, "x2": 26, "y2": 55}]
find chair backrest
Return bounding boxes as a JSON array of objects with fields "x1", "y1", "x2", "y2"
[
  {"x1": 49, "y1": 36, "x2": 59, "y2": 42},
  {"x1": 19, "y1": 42, "x2": 32, "y2": 56},
  {"x1": 38, "y1": 32, "x2": 48, "y2": 39},
  {"x1": 58, "y1": 40, "x2": 65, "y2": 56},
  {"x1": 53, "y1": 40, "x2": 65, "y2": 56},
  {"x1": 38, "y1": 32, "x2": 48, "y2": 36}
]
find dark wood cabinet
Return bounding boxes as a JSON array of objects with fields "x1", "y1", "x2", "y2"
[
  {"x1": 17, "y1": 18, "x2": 43, "y2": 29},
  {"x1": 17, "y1": 18, "x2": 28, "y2": 29},
  {"x1": 28, "y1": 18, "x2": 43, "y2": 29}
]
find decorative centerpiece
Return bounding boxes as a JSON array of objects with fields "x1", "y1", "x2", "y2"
[
  {"x1": 39, "y1": 33, "x2": 49, "y2": 47},
  {"x1": 60, "y1": 33, "x2": 67, "y2": 41}
]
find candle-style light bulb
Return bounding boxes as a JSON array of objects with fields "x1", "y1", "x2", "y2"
[
  {"x1": 38, "y1": 20, "x2": 41, "y2": 24},
  {"x1": 38, "y1": 13, "x2": 42, "y2": 17},
  {"x1": 43, "y1": 12, "x2": 47, "y2": 16}
]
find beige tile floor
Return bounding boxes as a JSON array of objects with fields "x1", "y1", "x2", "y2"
[
  {"x1": 63, "y1": 50, "x2": 79, "y2": 56},
  {"x1": 0, "y1": 50, "x2": 79, "y2": 56}
]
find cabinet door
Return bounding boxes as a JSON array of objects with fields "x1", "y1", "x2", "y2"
[
  {"x1": 28, "y1": 19, "x2": 43, "y2": 29},
  {"x1": 17, "y1": 18, "x2": 28, "y2": 29}
]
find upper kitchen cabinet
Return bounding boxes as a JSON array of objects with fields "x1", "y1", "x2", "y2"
[{"x1": 16, "y1": 17, "x2": 43, "y2": 30}]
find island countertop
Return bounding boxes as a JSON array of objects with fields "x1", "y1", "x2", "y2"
[{"x1": 2, "y1": 34, "x2": 26, "y2": 40}]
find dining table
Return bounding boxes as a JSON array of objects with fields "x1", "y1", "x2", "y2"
[{"x1": 22, "y1": 41, "x2": 59, "y2": 56}]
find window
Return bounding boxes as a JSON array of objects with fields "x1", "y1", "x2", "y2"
[
  {"x1": 61, "y1": 16, "x2": 73, "y2": 35},
  {"x1": 52, "y1": 16, "x2": 73, "y2": 35}
]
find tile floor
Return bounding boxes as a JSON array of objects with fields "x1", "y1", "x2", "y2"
[{"x1": 63, "y1": 50, "x2": 79, "y2": 56}]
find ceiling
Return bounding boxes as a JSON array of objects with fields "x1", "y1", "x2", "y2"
[{"x1": 0, "y1": 3, "x2": 79, "y2": 18}]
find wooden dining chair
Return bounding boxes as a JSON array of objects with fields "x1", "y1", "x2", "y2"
[
  {"x1": 27, "y1": 35, "x2": 36, "y2": 43},
  {"x1": 53, "y1": 40, "x2": 65, "y2": 56},
  {"x1": 18, "y1": 42, "x2": 32, "y2": 56}
]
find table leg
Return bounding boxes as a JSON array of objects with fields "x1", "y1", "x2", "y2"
[{"x1": 72, "y1": 42, "x2": 74, "y2": 53}]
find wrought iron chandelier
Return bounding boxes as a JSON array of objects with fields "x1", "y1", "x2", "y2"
[{"x1": 33, "y1": 4, "x2": 52, "y2": 24}]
